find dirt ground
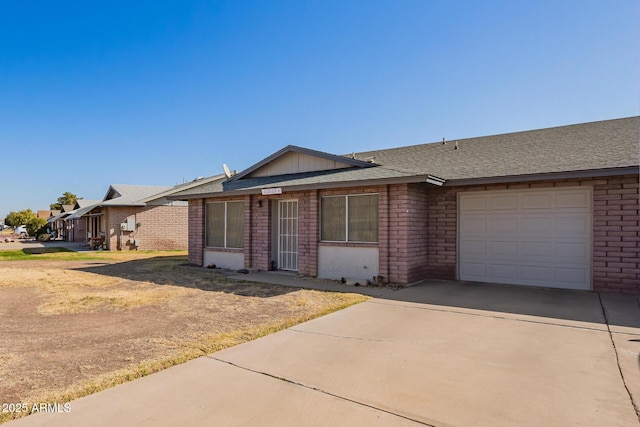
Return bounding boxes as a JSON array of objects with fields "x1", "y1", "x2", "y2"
[{"x1": 0, "y1": 254, "x2": 366, "y2": 422}]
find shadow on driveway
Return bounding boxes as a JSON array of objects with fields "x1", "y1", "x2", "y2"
[{"x1": 380, "y1": 279, "x2": 640, "y2": 330}]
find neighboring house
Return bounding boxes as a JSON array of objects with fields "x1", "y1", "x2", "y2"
[
  {"x1": 37, "y1": 210, "x2": 51, "y2": 220},
  {"x1": 73, "y1": 177, "x2": 223, "y2": 251},
  {"x1": 169, "y1": 117, "x2": 640, "y2": 295},
  {"x1": 47, "y1": 205, "x2": 74, "y2": 239},
  {"x1": 64, "y1": 199, "x2": 101, "y2": 243}
]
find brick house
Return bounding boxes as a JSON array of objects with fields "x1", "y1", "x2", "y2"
[
  {"x1": 37, "y1": 210, "x2": 51, "y2": 220},
  {"x1": 71, "y1": 178, "x2": 222, "y2": 251},
  {"x1": 47, "y1": 205, "x2": 74, "y2": 239},
  {"x1": 64, "y1": 199, "x2": 101, "y2": 243},
  {"x1": 169, "y1": 117, "x2": 640, "y2": 294}
]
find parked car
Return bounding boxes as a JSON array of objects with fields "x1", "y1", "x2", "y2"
[{"x1": 14, "y1": 225, "x2": 28, "y2": 238}]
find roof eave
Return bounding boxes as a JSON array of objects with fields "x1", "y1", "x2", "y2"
[
  {"x1": 101, "y1": 203, "x2": 147, "y2": 207},
  {"x1": 445, "y1": 166, "x2": 640, "y2": 187},
  {"x1": 167, "y1": 174, "x2": 433, "y2": 200},
  {"x1": 137, "y1": 175, "x2": 226, "y2": 203},
  {"x1": 167, "y1": 166, "x2": 639, "y2": 200}
]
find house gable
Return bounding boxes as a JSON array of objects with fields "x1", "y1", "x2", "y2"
[
  {"x1": 247, "y1": 150, "x2": 356, "y2": 178},
  {"x1": 229, "y1": 145, "x2": 376, "y2": 182},
  {"x1": 104, "y1": 187, "x2": 121, "y2": 201}
]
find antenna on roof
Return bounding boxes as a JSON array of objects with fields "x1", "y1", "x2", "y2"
[{"x1": 223, "y1": 164, "x2": 232, "y2": 178}]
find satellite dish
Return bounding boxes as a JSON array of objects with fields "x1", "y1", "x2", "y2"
[{"x1": 223, "y1": 164, "x2": 231, "y2": 178}]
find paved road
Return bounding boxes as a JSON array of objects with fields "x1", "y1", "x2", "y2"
[
  {"x1": 9, "y1": 281, "x2": 640, "y2": 426},
  {"x1": 0, "y1": 239, "x2": 87, "y2": 251}
]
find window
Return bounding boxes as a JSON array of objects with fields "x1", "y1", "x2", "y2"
[
  {"x1": 321, "y1": 194, "x2": 378, "y2": 242},
  {"x1": 206, "y1": 201, "x2": 244, "y2": 248}
]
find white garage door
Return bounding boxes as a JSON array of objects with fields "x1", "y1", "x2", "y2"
[{"x1": 458, "y1": 187, "x2": 592, "y2": 290}]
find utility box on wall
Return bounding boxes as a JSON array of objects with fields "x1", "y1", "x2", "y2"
[{"x1": 120, "y1": 217, "x2": 136, "y2": 231}]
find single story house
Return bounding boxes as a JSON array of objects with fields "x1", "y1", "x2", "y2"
[
  {"x1": 47, "y1": 205, "x2": 74, "y2": 239},
  {"x1": 64, "y1": 199, "x2": 101, "y2": 243},
  {"x1": 70, "y1": 177, "x2": 223, "y2": 251},
  {"x1": 37, "y1": 210, "x2": 51, "y2": 220},
  {"x1": 169, "y1": 117, "x2": 640, "y2": 294}
]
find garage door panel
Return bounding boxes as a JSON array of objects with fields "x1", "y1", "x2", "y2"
[
  {"x1": 488, "y1": 264, "x2": 518, "y2": 280},
  {"x1": 556, "y1": 191, "x2": 590, "y2": 209},
  {"x1": 521, "y1": 194, "x2": 553, "y2": 209},
  {"x1": 519, "y1": 241, "x2": 554, "y2": 257},
  {"x1": 460, "y1": 240, "x2": 487, "y2": 256},
  {"x1": 489, "y1": 217, "x2": 518, "y2": 234},
  {"x1": 460, "y1": 196, "x2": 487, "y2": 211},
  {"x1": 555, "y1": 217, "x2": 589, "y2": 235},
  {"x1": 489, "y1": 194, "x2": 518, "y2": 210},
  {"x1": 458, "y1": 188, "x2": 591, "y2": 290},
  {"x1": 520, "y1": 217, "x2": 554, "y2": 235},
  {"x1": 520, "y1": 265, "x2": 554, "y2": 284},
  {"x1": 488, "y1": 240, "x2": 518, "y2": 256},
  {"x1": 556, "y1": 242, "x2": 589, "y2": 258},
  {"x1": 460, "y1": 217, "x2": 487, "y2": 234},
  {"x1": 555, "y1": 267, "x2": 589, "y2": 289},
  {"x1": 460, "y1": 262, "x2": 486, "y2": 280}
]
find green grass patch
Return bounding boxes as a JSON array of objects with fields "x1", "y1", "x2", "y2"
[
  {"x1": 0, "y1": 249, "x2": 187, "y2": 262},
  {"x1": 22, "y1": 247, "x2": 73, "y2": 255}
]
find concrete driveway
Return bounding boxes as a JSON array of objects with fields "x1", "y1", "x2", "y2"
[{"x1": 10, "y1": 281, "x2": 640, "y2": 426}]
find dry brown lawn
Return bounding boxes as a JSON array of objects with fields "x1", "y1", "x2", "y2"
[{"x1": 0, "y1": 252, "x2": 368, "y2": 423}]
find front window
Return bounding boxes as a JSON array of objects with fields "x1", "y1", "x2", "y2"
[
  {"x1": 206, "y1": 201, "x2": 244, "y2": 248},
  {"x1": 320, "y1": 194, "x2": 378, "y2": 242}
]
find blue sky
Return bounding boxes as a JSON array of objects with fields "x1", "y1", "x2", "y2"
[{"x1": 1, "y1": 0, "x2": 638, "y2": 218}]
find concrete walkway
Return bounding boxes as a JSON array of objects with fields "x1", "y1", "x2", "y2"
[{"x1": 10, "y1": 281, "x2": 640, "y2": 427}]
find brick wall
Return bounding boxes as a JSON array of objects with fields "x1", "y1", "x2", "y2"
[
  {"x1": 188, "y1": 199, "x2": 204, "y2": 265},
  {"x1": 135, "y1": 205, "x2": 188, "y2": 250},
  {"x1": 105, "y1": 204, "x2": 188, "y2": 251},
  {"x1": 70, "y1": 218, "x2": 87, "y2": 242},
  {"x1": 592, "y1": 175, "x2": 640, "y2": 294},
  {"x1": 385, "y1": 184, "x2": 429, "y2": 284},
  {"x1": 425, "y1": 174, "x2": 640, "y2": 295},
  {"x1": 378, "y1": 186, "x2": 390, "y2": 281},
  {"x1": 105, "y1": 207, "x2": 139, "y2": 250},
  {"x1": 298, "y1": 190, "x2": 319, "y2": 277},
  {"x1": 247, "y1": 194, "x2": 270, "y2": 270},
  {"x1": 185, "y1": 173, "x2": 638, "y2": 293},
  {"x1": 425, "y1": 186, "x2": 457, "y2": 280}
]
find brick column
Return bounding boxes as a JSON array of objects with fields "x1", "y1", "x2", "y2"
[
  {"x1": 592, "y1": 175, "x2": 640, "y2": 294},
  {"x1": 425, "y1": 187, "x2": 457, "y2": 280},
  {"x1": 388, "y1": 184, "x2": 409, "y2": 283},
  {"x1": 188, "y1": 199, "x2": 204, "y2": 265},
  {"x1": 244, "y1": 195, "x2": 252, "y2": 269},
  {"x1": 251, "y1": 195, "x2": 270, "y2": 270},
  {"x1": 378, "y1": 185, "x2": 390, "y2": 283},
  {"x1": 298, "y1": 191, "x2": 318, "y2": 277}
]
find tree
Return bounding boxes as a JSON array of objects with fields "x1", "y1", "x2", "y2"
[
  {"x1": 50, "y1": 192, "x2": 81, "y2": 210},
  {"x1": 5, "y1": 209, "x2": 36, "y2": 227},
  {"x1": 26, "y1": 217, "x2": 47, "y2": 236}
]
